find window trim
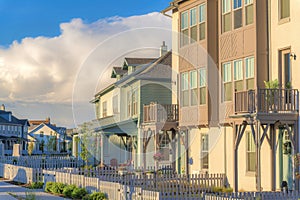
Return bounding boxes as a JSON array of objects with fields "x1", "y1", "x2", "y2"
[
  {"x1": 181, "y1": 72, "x2": 189, "y2": 107},
  {"x1": 246, "y1": 131, "x2": 256, "y2": 173},
  {"x1": 102, "y1": 101, "x2": 107, "y2": 118},
  {"x1": 201, "y1": 133, "x2": 209, "y2": 170},
  {"x1": 245, "y1": 0, "x2": 254, "y2": 26},
  {"x1": 234, "y1": 59, "x2": 243, "y2": 81},
  {"x1": 278, "y1": 0, "x2": 290, "y2": 22},
  {"x1": 112, "y1": 95, "x2": 119, "y2": 114},
  {"x1": 199, "y1": 3, "x2": 206, "y2": 40},
  {"x1": 222, "y1": 62, "x2": 233, "y2": 102},
  {"x1": 199, "y1": 68, "x2": 207, "y2": 105}
]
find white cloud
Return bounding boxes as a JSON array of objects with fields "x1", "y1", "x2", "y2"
[{"x1": 0, "y1": 12, "x2": 172, "y2": 127}]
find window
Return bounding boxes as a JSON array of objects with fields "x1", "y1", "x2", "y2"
[
  {"x1": 181, "y1": 11, "x2": 189, "y2": 46},
  {"x1": 234, "y1": 60, "x2": 243, "y2": 91},
  {"x1": 127, "y1": 91, "x2": 132, "y2": 117},
  {"x1": 181, "y1": 72, "x2": 189, "y2": 107},
  {"x1": 222, "y1": 0, "x2": 231, "y2": 32},
  {"x1": 190, "y1": 70, "x2": 198, "y2": 106},
  {"x1": 233, "y1": 0, "x2": 242, "y2": 29},
  {"x1": 159, "y1": 132, "x2": 170, "y2": 161},
  {"x1": 246, "y1": 131, "x2": 256, "y2": 172},
  {"x1": 201, "y1": 134, "x2": 209, "y2": 169},
  {"x1": 132, "y1": 90, "x2": 138, "y2": 116},
  {"x1": 199, "y1": 4, "x2": 206, "y2": 40},
  {"x1": 199, "y1": 68, "x2": 207, "y2": 105},
  {"x1": 279, "y1": 0, "x2": 290, "y2": 20},
  {"x1": 190, "y1": 8, "x2": 197, "y2": 43},
  {"x1": 102, "y1": 101, "x2": 107, "y2": 118},
  {"x1": 245, "y1": 57, "x2": 255, "y2": 89},
  {"x1": 245, "y1": 0, "x2": 254, "y2": 25},
  {"x1": 222, "y1": 63, "x2": 232, "y2": 101},
  {"x1": 40, "y1": 131, "x2": 44, "y2": 137},
  {"x1": 113, "y1": 95, "x2": 119, "y2": 114}
]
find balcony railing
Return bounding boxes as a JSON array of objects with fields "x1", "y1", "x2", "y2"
[
  {"x1": 143, "y1": 103, "x2": 178, "y2": 123},
  {"x1": 235, "y1": 89, "x2": 299, "y2": 114}
]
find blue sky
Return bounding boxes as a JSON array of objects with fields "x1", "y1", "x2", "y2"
[
  {"x1": 0, "y1": 0, "x2": 172, "y2": 127},
  {"x1": 0, "y1": 0, "x2": 171, "y2": 46}
]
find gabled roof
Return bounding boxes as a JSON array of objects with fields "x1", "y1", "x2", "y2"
[
  {"x1": 111, "y1": 67, "x2": 127, "y2": 78},
  {"x1": 115, "y1": 51, "x2": 172, "y2": 86},
  {"x1": 29, "y1": 123, "x2": 65, "y2": 135},
  {"x1": 123, "y1": 57, "x2": 157, "y2": 70},
  {"x1": 0, "y1": 112, "x2": 28, "y2": 126}
]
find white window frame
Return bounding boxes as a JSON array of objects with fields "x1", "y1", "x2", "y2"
[
  {"x1": 181, "y1": 72, "x2": 189, "y2": 107},
  {"x1": 222, "y1": 62, "x2": 232, "y2": 101},
  {"x1": 246, "y1": 131, "x2": 256, "y2": 172},
  {"x1": 201, "y1": 133, "x2": 209, "y2": 170},
  {"x1": 245, "y1": 57, "x2": 254, "y2": 79},
  {"x1": 234, "y1": 59, "x2": 243, "y2": 81}
]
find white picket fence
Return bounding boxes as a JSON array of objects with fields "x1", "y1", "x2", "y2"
[
  {"x1": 0, "y1": 155, "x2": 83, "y2": 168},
  {"x1": 43, "y1": 168, "x2": 225, "y2": 199},
  {"x1": 1, "y1": 162, "x2": 299, "y2": 199},
  {"x1": 203, "y1": 191, "x2": 300, "y2": 200},
  {"x1": 0, "y1": 163, "x2": 42, "y2": 183}
]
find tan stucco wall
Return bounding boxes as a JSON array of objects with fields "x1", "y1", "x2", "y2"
[
  {"x1": 172, "y1": 11, "x2": 179, "y2": 105},
  {"x1": 206, "y1": 126, "x2": 274, "y2": 191},
  {"x1": 270, "y1": 0, "x2": 300, "y2": 89}
]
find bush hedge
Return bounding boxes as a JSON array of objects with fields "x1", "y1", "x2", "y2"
[
  {"x1": 29, "y1": 182, "x2": 44, "y2": 189},
  {"x1": 71, "y1": 187, "x2": 88, "y2": 199},
  {"x1": 62, "y1": 184, "x2": 77, "y2": 198},
  {"x1": 44, "y1": 182, "x2": 106, "y2": 199},
  {"x1": 45, "y1": 182, "x2": 54, "y2": 193}
]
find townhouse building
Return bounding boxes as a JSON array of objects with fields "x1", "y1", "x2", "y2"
[
  {"x1": 28, "y1": 122, "x2": 67, "y2": 154},
  {"x1": 91, "y1": 45, "x2": 178, "y2": 169},
  {"x1": 163, "y1": 0, "x2": 299, "y2": 192},
  {"x1": 0, "y1": 104, "x2": 29, "y2": 155}
]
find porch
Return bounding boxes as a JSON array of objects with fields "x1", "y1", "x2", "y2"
[
  {"x1": 231, "y1": 88, "x2": 299, "y2": 192},
  {"x1": 142, "y1": 103, "x2": 179, "y2": 171}
]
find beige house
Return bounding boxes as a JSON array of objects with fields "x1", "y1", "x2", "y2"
[{"x1": 163, "y1": 0, "x2": 299, "y2": 192}]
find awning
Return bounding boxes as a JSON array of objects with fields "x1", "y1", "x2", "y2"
[{"x1": 95, "y1": 118, "x2": 138, "y2": 136}]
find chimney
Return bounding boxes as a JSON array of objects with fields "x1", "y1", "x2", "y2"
[
  {"x1": 160, "y1": 41, "x2": 168, "y2": 57},
  {"x1": 0, "y1": 104, "x2": 5, "y2": 111}
]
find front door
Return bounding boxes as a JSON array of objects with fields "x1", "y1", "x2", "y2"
[{"x1": 278, "y1": 128, "x2": 293, "y2": 190}]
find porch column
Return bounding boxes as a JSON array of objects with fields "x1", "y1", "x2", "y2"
[
  {"x1": 256, "y1": 120, "x2": 262, "y2": 191},
  {"x1": 294, "y1": 121, "x2": 299, "y2": 190},
  {"x1": 100, "y1": 133, "x2": 104, "y2": 166},
  {"x1": 233, "y1": 124, "x2": 238, "y2": 192},
  {"x1": 270, "y1": 124, "x2": 276, "y2": 191}
]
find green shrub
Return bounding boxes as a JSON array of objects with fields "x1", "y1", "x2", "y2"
[
  {"x1": 62, "y1": 184, "x2": 77, "y2": 198},
  {"x1": 71, "y1": 187, "x2": 88, "y2": 199},
  {"x1": 45, "y1": 182, "x2": 54, "y2": 193},
  {"x1": 50, "y1": 182, "x2": 66, "y2": 194},
  {"x1": 222, "y1": 187, "x2": 233, "y2": 193},
  {"x1": 89, "y1": 192, "x2": 107, "y2": 200},
  {"x1": 82, "y1": 194, "x2": 91, "y2": 200},
  {"x1": 29, "y1": 182, "x2": 44, "y2": 189},
  {"x1": 212, "y1": 186, "x2": 223, "y2": 193}
]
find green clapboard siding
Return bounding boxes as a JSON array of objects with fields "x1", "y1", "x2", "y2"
[{"x1": 140, "y1": 82, "x2": 172, "y2": 122}]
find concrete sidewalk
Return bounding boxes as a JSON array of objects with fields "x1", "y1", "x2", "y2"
[{"x1": 0, "y1": 180, "x2": 68, "y2": 200}]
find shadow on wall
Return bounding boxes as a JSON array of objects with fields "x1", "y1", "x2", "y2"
[
  {"x1": 13, "y1": 168, "x2": 27, "y2": 184},
  {"x1": 0, "y1": 164, "x2": 4, "y2": 178}
]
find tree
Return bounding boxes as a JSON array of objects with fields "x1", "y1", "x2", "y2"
[
  {"x1": 28, "y1": 142, "x2": 34, "y2": 156},
  {"x1": 46, "y1": 136, "x2": 56, "y2": 152}
]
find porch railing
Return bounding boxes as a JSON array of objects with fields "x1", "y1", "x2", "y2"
[
  {"x1": 235, "y1": 89, "x2": 299, "y2": 114},
  {"x1": 143, "y1": 103, "x2": 179, "y2": 123}
]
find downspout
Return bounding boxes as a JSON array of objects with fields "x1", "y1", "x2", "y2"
[
  {"x1": 267, "y1": 0, "x2": 272, "y2": 81},
  {"x1": 224, "y1": 127, "x2": 227, "y2": 182}
]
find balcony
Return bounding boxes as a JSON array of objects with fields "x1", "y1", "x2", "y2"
[
  {"x1": 235, "y1": 89, "x2": 299, "y2": 114},
  {"x1": 143, "y1": 103, "x2": 179, "y2": 123}
]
